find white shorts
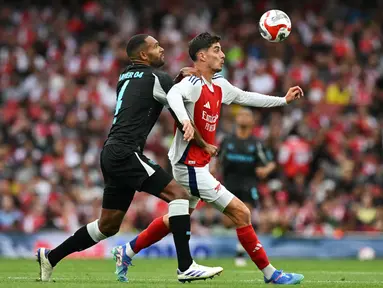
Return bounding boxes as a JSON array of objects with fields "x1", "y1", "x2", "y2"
[{"x1": 172, "y1": 163, "x2": 234, "y2": 211}]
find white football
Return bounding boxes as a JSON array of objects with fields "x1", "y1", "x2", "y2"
[
  {"x1": 259, "y1": 10, "x2": 292, "y2": 42},
  {"x1": 357, "y1": 247, "x2": 376, "y2": 261}
]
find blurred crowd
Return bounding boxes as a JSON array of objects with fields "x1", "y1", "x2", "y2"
[{"x1": 0, "y1": 0, "x2": 383, "y2": 237}]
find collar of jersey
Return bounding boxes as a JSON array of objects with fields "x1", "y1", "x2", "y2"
[{"x1": 201, "y1": 76, "x2": 215, "y2": 93}]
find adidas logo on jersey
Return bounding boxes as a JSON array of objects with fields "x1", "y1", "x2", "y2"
[{"x1": 204, "y1": 102, "x2": 211, "y2": 109}]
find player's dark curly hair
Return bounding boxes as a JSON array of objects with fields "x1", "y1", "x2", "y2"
[{"x1": 188, "y1": 32, "x2": 221, "y2": 62}]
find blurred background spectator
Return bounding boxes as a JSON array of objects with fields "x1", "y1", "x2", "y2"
[{"x1": 0, "y1": 0, "x2": 382, "y2": 237}]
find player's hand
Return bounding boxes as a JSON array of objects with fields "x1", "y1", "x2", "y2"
[
  {"x1": 182, "y1": 120, "x2": 194, "y2": 141},
  {"x1": 180, "y1": 67, "x2": 201, "y2": 78},
  {"x1": 174, "y1": 67, "x2": 200, "y2": 83},
  {"x1": 204, "y1": 144, "x2": 218, "y2": 157},
  {"x1": 256, "y1": 167, "x2": 270, "y2": 179},
  {"x1": 284, "y1": 86, "x2": 304, "y2": 104}
]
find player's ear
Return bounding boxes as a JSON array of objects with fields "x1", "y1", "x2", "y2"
[
  {"x1": 198, "y1": 51, "x2": 206, "y2": 62},
  {"x1": 139, "y1": 50, "x2": 148, "y2": 61}
]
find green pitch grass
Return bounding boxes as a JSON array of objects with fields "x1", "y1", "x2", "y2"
[{"x1": 1, "y1": 258, "x2": 383, "y2": 287}]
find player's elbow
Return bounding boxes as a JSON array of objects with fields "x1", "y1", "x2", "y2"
[{"x1": 166, "y1": 94, "x2": 178, "y2": 109}]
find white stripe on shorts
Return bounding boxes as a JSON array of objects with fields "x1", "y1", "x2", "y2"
[{"x1": 134, "y1": 152, "x2": 155, "y2": 176}]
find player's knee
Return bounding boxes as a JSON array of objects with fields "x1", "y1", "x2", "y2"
[
  {"x1": 163, "y1": 180, "x2": 190, "y2": 202},
  {"x1": 98, "y1": 219, "x2": 120, "y2": 237},
  {"x1": 234, "y1": 206, "x2": 251, "y2": 227},
  {"x1": 241, "y1": 205, "x2": 252, "y2": 225},
  {"x1": 175, "y1": 187, "x2": 190, "y2": 201},
  {"x1": 225, "y1": 198, "x2": 252, "y2": 227}
]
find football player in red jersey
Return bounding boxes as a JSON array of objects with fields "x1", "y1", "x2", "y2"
[{"x1": 120, "y1": 32, "x2": 305, "y2": 285}]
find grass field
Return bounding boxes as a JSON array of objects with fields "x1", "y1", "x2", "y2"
[{"x1": 1, "y1": 258, "x2": 383, "y2": 287}]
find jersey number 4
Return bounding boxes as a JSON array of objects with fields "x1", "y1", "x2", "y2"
[{"x1": 113, "y1": 80, "x2": 130, "y2": 124}]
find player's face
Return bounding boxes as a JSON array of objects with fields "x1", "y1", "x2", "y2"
[
  {"x1": 205, "y1": 42, "x2": 225, "y2": 73},
  {"x1": 144, "y1": 36, "x2": 165, "y2": 68},
  {"x1": 236, "y1": 109, "x2": 254, "y2": 129}
]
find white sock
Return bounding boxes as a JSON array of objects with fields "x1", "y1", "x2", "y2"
[
  {"x1": 262, "y1": 264, "x2": 277, "y2": 280},
  {"x1": 86, "y1": 220, "x2": 107, "y2": 242},
  {"x1": 169, "y1": 199, "x2": 189, "y2": 217},
  {"x1": 125, "y1": 242, "x2": 136, "y2": 258}
]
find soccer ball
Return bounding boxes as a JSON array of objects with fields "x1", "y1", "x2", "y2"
[
  {"x1": 357, "y1": 247, "x2": 376, "y2": 261},
  {"x1": 259, "y1": 10, "x2": 291, "y2": 42}
]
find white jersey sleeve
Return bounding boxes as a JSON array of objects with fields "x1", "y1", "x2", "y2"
[
  {"x1": 213, "y1": 75, "x2": 287, "y2": 107},
  {"x1": 166, "y1": 76, "x2": 202, "y2": 122},
  {"x1": 167, "y1": 76, "x2": 203, "y2": 166},
  {"x1": 152, "y1": 72, "x2": 173, "y2": 105}
]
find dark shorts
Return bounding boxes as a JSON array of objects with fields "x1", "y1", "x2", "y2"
[
  {"x1": 100, "y1": 144, "x2": 172, "y2": 211},
  {"x1": 231, "y1": 187, "x2": 259, "y2": 207}
]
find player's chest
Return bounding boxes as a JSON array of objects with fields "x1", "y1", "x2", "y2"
[{"x1": 195, "y1": 84, "x2": 222, "y2": 114}]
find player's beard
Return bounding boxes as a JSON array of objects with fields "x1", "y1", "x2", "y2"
[
  {"x1": 212, "y1": 66, "x2": 222, "y2": 73},
  {"x1": 149, "y1": 55, "x2": 165, "y2": 68}
]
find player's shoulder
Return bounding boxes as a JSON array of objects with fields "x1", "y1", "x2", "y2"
[
  {"x1": 212, "y1": 73, "x2": 225, "y2": 81},
  {"x1": 152, "y1": 69, "x2": 174, "y2": 89},
  {"x1": 173, "y1": 76, "x2": 203, "y2": 91},
  {"x1": 182, "y1": 75, "x2": 203, "y2": 86},
  {"x1": 212, "y1": 73, "x2": 229, "y2": 86},
  {"x1": 152, "y1": 69, "x2": 172, "y2": 81}
]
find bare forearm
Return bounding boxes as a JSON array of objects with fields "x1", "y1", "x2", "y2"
[
  {"x1": 191, "y1": 122, "x2": 208, "y2": 148},
  {"x1": 168, "y1": 109, "x2": 207, "y2": 148},
  {"x1": 265, "y1": 162, "x2": 277, "y2": 174},
  {"x1": 173, "y1": 73, "x2": 183, "y2": 84}
]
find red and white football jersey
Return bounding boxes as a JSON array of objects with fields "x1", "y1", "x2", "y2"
[
  {"x1": 167, "y1": 74, "x2": 287, "y2": 167},
  {"x1": 278, "y1": 136, "x2": 312, "y2": 178}
]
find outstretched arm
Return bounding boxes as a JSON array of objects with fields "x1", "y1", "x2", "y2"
[
  {"x1": 217, "y1": 76, "x2": 303, "y2": 107},
  {"x1": 232, "y1": 86, "x2": 303, "y2": 107}
]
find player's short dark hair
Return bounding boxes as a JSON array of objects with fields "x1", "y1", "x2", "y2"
[
  {"x1": 126, "y1": 34, "x2": 149, "y2": 59},
  {"x1": 188, "y1": 32, "x2": 221, "y2": 61}
]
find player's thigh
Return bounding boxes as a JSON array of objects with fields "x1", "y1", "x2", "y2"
[
  {"x1": 102, "y1": 145, "x2": 172, "y2": 199},
  {"x1": 174, "y1": 164, "x2": 234, "y2": 212},
  {"x1": 156, "y1": 178, "x2": 192, "y2": 203},
  {"x1": 133, "y1": 154, "x2": 188, "y2": 201},
  {"x1": 100, "y1": 146, "x2": 136, "y2": 213},
  {"x1": 98, "y1": 168, "x2": 135, "y2": 234},
  {"x1": 130, "y1": 152, "x2": 192, "y2": 203},
  {"x1": 101, "y1": 181, "x2": 136, "y2": 212},
  {"x1": 172, "y1": 164, "x2": 201, "y2": 209}
]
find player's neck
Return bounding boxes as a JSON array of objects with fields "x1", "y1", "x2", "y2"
[
  {"x1": 236, "y1": 128, "x2": 252, "y2": 139},
  {"x1": 195, "y1": 65, "x2": 214, "y2": 83},
  {"x1": 131, "y1": 60, "x2": 150, "y2": 66}
]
